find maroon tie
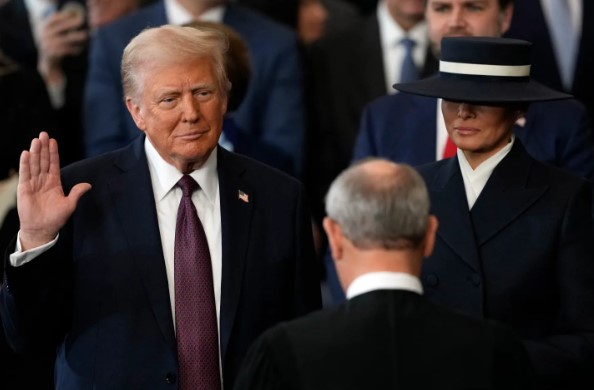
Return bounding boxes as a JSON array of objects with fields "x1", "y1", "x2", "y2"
[
  {"x1": 175, "y1": 175, "x2": 221, "y2": 390},
  {"x1": 442, "y1": 136, "x2": 457, "y2": 159}
]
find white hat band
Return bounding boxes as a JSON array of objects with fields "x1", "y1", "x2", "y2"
[{"x1": 440, "y1": 61, "x2": 531, "y2": 77}]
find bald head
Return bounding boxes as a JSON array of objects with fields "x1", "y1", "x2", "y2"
[{"x1": 325, "y1": 159, "x2": 430, "y2": 250}]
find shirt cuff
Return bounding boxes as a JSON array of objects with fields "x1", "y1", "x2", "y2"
[{"x1": 9, "y1": 232, "x2": 59, "y2": 267}]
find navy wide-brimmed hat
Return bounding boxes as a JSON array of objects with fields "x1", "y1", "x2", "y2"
[{"x1": 393, "y1": 36, "x2": 571, "y2": 103}]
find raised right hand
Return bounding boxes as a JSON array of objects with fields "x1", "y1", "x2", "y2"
[{"x1": 17, "y1": 132, "x2": 91, "y2": 251}]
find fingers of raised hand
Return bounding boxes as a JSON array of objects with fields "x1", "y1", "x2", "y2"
[{"x1": 22, "y1": 132, "x2": 56, "y2": 184}]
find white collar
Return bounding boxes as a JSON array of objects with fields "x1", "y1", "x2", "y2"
[
  {"x1": 457, "y1": 135, "x2": 514, "y2": 209},
  {"x1": 346, "y1": 272, "x2": 423, "y2": 299},
  {"x1": 144, "y1": 137, "x2": 219, "y2": 207},
  {"x1": 377, "y1": 0, "x2": 427, "y2": 50},
  {"x1": 165, "y1": 0, "x2": 225, "y2": 25}
]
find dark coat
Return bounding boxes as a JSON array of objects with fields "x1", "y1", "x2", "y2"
[{"x1": 235, "y1": 289, "x2": 534, "y2": 390}]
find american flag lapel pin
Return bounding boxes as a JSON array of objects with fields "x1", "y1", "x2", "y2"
[{"x1": 238, "y1": 190, "x2": 249, "y2": 203}]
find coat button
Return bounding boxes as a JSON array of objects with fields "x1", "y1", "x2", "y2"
[
  {"x1": 425, "y1": 274, "x2": 439, "y2": 287},
  {"x1": 165, "y1": 373, "x2": 177, "y2": 384}
]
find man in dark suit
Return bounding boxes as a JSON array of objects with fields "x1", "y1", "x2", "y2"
[
  {"x1": 234, "y1": 158, "x2": 533, "y2": 390},
  {"x1": 0, "y1": 0, "x2": 88, "y2": 166},
  {"x1": 504, "y1": 0, "x2": 594, "y2": 121},
  {"x1": 322, "y1": 0, "x2": 594, "y2": 303},
  {"x1": 0, "y1": 25, "x2": 321, "y2": 389},
  {"x1": 306, "y1": 0, "x2": 435, "y2": 223},
  {"x1": 84, "y1": 0, "x2": 305, "y2": 177},
  {"x1": 396, "y1": 36, "x2": 594, "y2": 389}
]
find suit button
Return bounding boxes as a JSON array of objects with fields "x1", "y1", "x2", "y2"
[
  {"x1": 425, "y1": 274, "x2": 439, "y2": 287},
  {"x1": 468, "y1": 274, "x2": 481, "y2": 286},
  {"x1": 165, "y1": 373, "x2": 177, "y2": 384}
]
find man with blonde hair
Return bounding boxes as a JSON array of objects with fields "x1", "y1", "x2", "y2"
[{"x1": 0, "y1": 25, "x2": 321, "y2": 389}]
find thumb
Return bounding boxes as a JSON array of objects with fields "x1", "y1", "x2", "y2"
[{"x1": 67, "y1": 183, "x2": 92, "y2": 206}]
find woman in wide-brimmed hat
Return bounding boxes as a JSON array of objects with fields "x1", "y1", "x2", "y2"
[{"x1": 398, "y1": 36, "x2": 594, "y2": 389}]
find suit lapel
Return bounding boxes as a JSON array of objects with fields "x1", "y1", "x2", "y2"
[
  {"x1": 428, "y1": 158, "x2": 481, "y2": 271},
  {"x1": 217, "y1": 148, "x2": 253, "y2": 361},
  {"x1": 107, "y1": 138, "x2": 176, "y2": 352},
  {"x1": 470, "y1": 141, "x2": 548, "y2": 246}
]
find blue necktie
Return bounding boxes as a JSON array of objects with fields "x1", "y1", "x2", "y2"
[
  {"x1": 399, "y1": 37, "x2": 418, "y2": 83},
  {"x1": 549, "y1": 0, "x2": 577, "y2": 90}
]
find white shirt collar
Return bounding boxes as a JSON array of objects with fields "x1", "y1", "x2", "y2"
[
  {"x1": 144, "y1": 137, "x2": 219, "y2": 207},
  {"x1": 457, "y1": 135, "x2": 515, "y2": 209},
  {"x1": 165, "y1": 0, "x2": 225, "y2": 25},
  {"x1": 377, "y1": 0, "x2": 427, "y2": 93},
  {"x1": 346, "y1": 272, "x2": 423, "y2": 299},
  {"x1": 377, "y1": 1, "x2": 427, "y2": 49}
]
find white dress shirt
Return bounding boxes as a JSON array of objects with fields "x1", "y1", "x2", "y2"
[
  {"x1": 346, "y1": 271, "x2": 423, "y2": 299},
  {"x1": 165, "y1": 0, "x2": 225, "y2": 25},
  {"x1": 145, "y1": 139, "x2": 223, "y2": 328},
  {"x1": 377, "y1": 0, "x2": 428, "y2": 94},
  {"x1": 457, "y1": 135, "x2": 515, "y2": 209}
]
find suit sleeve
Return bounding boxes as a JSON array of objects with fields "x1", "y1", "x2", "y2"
[{"x1": 0, "y1": 234, "x2": 72, "y2": 355}]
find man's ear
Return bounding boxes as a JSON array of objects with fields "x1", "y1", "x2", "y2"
[
  {"x1": 499, "y1": 2, "x2": 514, "y2": 35},
  {"x1": 125, "y1": 97, "x2": 146, "y2": 131},
  {"x1": 323, "y1": 217, "x2": 343, "y2": 261},
  {"x1": 421, "y1": 215, "x2": 439, "y2": 258}
]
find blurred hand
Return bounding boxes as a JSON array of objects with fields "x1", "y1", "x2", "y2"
[
  {"x1": 37, "y1": 9, "x2": 88, "y2": 83},
  {"x1": 17, "y1": 132, "x2": 91, "y2": 250}
]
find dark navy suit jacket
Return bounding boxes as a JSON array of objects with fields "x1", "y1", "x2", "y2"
[
  {"x1": 416, "y1": 141, "x2": 594, "y2": 389},
  {"x1": 84, "y1": 2, "x2": 305, "y2": 176},
  {"x1": 0, "y1": 138, "x2": 321, "y2": 389},
  {"x1": 504, "y1": 0, "x2": 594, "y2": 120}
]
